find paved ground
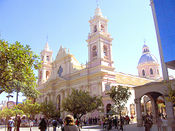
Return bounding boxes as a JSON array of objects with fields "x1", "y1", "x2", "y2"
[{"x1": 0, "y1": 124, "x2": 158, "y2": 131}]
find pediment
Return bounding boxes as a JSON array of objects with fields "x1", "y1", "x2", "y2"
[{"x1": 56, "y1": 46, "x2": 69, "y2": 61}]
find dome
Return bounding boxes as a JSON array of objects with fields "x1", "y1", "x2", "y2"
[
  {"x1": 138, "y1": 44, "x2": 158, "y2": 65},
  {"x1": 138, "y1": 53, "x2": 158, "y2": 65}
]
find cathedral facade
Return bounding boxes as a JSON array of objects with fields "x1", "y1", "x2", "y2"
[{"x1": 37, "y1": 7, "x2": 159, "y2": 119}]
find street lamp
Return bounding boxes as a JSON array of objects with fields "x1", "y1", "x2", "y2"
[
  {"x1": 6, "y1": 94, "x2": 13, "y2": 102},
  {"x1": 6, "y1": 94, "x2": 13, "y2": 108}
]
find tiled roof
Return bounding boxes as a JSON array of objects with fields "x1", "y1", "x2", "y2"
[{"x1": 116, "y1": 72, "x2": 153, "y2": 86}]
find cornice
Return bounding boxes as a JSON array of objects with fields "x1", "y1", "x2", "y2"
[
  {"x1": 86, "y1": 33, "x2": 113, "y2": 43},
  {"x1": 89, "y1": 16, "x2": 108, "y2": 23}
]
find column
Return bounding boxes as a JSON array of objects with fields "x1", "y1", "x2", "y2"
[
  {"x1": 165, "y1": 99, "x2": 175, "y2": 131},
  {"x1": 135, "y1": 98, "x2": 143, "y2": 126},
  {"x1": 151, "y1": 98, "x2": 158, "y2": 124}
]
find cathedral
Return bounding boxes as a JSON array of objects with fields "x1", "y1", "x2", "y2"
[{"x1": 37, "y1": 7, "x2": 160, "y2": 119}]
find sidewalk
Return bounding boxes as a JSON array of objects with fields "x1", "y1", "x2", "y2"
[{"x1": 0, "y1": 124, "x2": 158, "y2": 131}]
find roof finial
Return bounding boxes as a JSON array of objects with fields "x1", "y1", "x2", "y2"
[
  {"x1": 46, "y1": 34, "x2": 48, "y2": 42},
  {"x1": 144, "y1": 39, "x2": 146, "y2": 44},
  {"x1": 96, "y1": 0, "x2": 100, "y2": 8}
]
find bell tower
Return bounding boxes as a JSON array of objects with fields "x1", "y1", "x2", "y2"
[
  {"x1": 38, "y1": 42, "x2": 53, "y2": 85},
  {"x1": 86, "y1": 7, "x2": 114, "y2": 69}
]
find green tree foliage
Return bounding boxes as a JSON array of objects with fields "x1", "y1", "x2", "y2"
[
  {"x1": 0, "y1": 40, "x2": 41, "y2": 98},
  {"x1": 16, "y1": 99, "x2": 40, "y2": 120},
  {"x1": 0, "y1": 107, "x2": 15, "y2": 120},
  {"x1": 107, "y1": 85, "x2": 131, "y2": 116},
  {"x1": 62, "y1": 89, "x2": 103, "y2": 119},
  {"x1": 164, "y1": 80, "x2": 175, "y2": 104},
  {"x1": 40, "y1": 101, "x2": 60, "y2": 119}
]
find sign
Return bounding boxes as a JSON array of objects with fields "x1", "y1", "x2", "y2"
[{"x1": 7, "y1": 101, "x2": 15, "y2": 109}]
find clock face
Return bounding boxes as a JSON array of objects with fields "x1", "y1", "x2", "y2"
[{"x1": 58, "y1": 66, "x2": 63, "y2": 77}]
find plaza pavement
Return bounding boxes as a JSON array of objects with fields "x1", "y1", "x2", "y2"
[{"x1": 0, "y1": 124, "x2": 158, "y2": 131}]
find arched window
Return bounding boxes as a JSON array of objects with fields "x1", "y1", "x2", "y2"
[
  {"x1": 130, "y1": 104, "x2": 135, "y2": 116},
  {"x1": 92, "y1": 46, "x2": 97, "y2": 57},
  {"x1": 150, "y1": 68, "x2": 153, "y2": 75},
  {"x1": 39, "y1": 71, "x2": 42, "y2": 80},
  {"x1": 142, "y1": 69, "x2": 145, "y2": 76},
  {"x1": 41, "y1": 55, "x2": 44, "y2": 61},
  {"x1": 94, "y1": 25, "x2": 97, "y2": 32},
  {"x1": 45, "y1": 97, "x2": 48, "y2": 104},
  {"x1": 103, "y1": 45, "x2": 108, "y2": 56},
  {"x1": 101, "y1": 24, "x2": 105, "y2": 32},
  {"x1": 46, "y1": 71, "x2": 50, "y2": 79},
  {"x1": 46, "y1": 56, "x2": 50, "y2": 62}
]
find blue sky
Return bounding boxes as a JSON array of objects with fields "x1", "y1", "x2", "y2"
[{"x1": 0, "y1": 0, "x2": 174, "y2": 103}]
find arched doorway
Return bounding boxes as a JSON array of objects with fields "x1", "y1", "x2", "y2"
[
  {"x1": 134, "y1": 80, "x2": 175, "y2": 130},
  {"x1": 139, "y1": 92, "x2": 166, "y2": 124}
]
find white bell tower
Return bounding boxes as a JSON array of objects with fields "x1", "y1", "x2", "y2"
[
  {"x1": 38, "y1": 42, "x2": 53, "y2": 85},
  {"x1": 86, "y1": 7, "x2": 114, "y2": 70}
]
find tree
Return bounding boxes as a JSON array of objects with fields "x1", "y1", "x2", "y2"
[
  {"x1": 164, "y1": 80, "x2": 175, "y2": 104},
  {"x1": 0, "y1": 107, "x2": 16, "y2": 130},
  {"x1": 40, "y1": 101, "x2": 60, "y2": 119},
  {"x1": 0, "y1": 107, "x2": 16, "y2": 120},
  {"x1": 107, "y1": 85, "x2": 131, "y2": 116},
  {"x1": 16, "y1": 100, "x2": 40, "y2": 131},
  {"x1": 0, "y1": 40, "x2": 41, "y2": 98},
  {"x1": 16, "y1": 100, "x2": 40, "y2": 120},
  {"x1": 62, "y1": 89, "x2": 103, "y2": 119}
]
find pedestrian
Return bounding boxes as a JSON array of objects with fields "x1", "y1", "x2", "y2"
[
  {"x1": 120, "y1": 116, "x2": 124, "y2": 131},
  {"x1": 7, "y1": 117, "x2": 14, "y2": 131},
  {"x1": 58, "y1": 118, "x2": 64, "y2": 129},
  {"x1": 39, "y1": 118, "x2": 47, "y2": 131},
  {"x1": 52, "y1": 119, "x2": 58, "y2": 131},
  {"x1": 107, "y1": 118, "x2": 112, "y2": 131},
  {"x1": 62, "y1": 115, "x2": 79, "y2": 131},
  {"x1": 16, "y1": 116, "x2": 21, "y2": 131},
  {"x1": 125, "y1": 115, "x2": 130, "y2": 124},
  {"x1": 114, "y1": 116, "x2": 118, "y2": 129},
  {"x1": 144, "y1": 116, "x2": 153, "y2": 131},
  {"x1": 157, "y1": 114, "x2": 162, "y2": 131}
]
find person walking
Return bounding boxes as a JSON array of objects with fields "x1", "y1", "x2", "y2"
[
  {"x1": 39, "y1": 118, "x2": 47, "y2": 131},
  {"x1": 144, "y1": 116, "x2": 153, "y2": 131},
  {"x1": 114, "y1": 116, "x2": 118, "y2": 129},
  {"x1": 52, "y1": 119, "x2": 58, "y2": 131},
  {"x1": 16, "y1": 116, "x2": 21, "y2": 131},
  {"x1": 7, "y1": 117, "x2": 14, "y2": 131},
  {"x1": 157, "y1": 114, "x2": 162, "y2": 131},
  {"x1": 120, "y1": 116, "x2": 124, "y2": 131},
  {"x1": 62, "y1": 115, "x2": 79, "y2": 131}
]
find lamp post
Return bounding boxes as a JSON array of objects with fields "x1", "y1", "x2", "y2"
[{"x1": 16, "y1": 82, "x2": 20, "y2": 105}]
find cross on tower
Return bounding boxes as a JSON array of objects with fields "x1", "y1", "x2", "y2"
[
  {"x1": 46, "y1": 35, "x2": 48, "y2": 42},
  {"x1": 96, "y1": 0, "x2": 101, "y2": 7}
]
